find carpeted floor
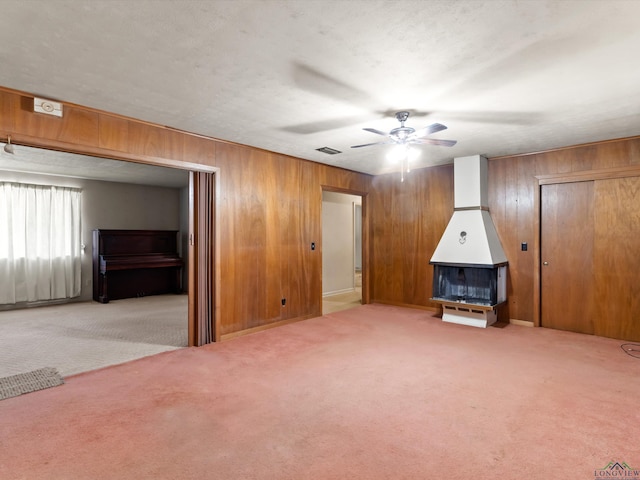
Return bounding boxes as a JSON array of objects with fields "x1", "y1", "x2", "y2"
[
  {"x1": 0, "y1": 303, "x2": 638, "y2": 479},
  {"x1": 0, "y1": 294, "x2": 188, "y2": 378}
]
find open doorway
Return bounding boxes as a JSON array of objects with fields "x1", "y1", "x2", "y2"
[
  {"x1": 0, "y1": 145, "x2": 215, "y2": 377},
  {"x1": 322, "y1": 191, "x2": 363, "y2": 314}
]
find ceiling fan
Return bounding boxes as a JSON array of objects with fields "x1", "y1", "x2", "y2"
[{"x1": 351, "y1": 111, "x2": 457, "y2": 149}]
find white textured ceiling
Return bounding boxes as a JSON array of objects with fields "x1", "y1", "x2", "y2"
[
  {"x1": 0, "y1": 145, "x2": 189, "y2": 188},
  {"x1": 1, "y1": 0, "x2": 640, "y2": 177}
]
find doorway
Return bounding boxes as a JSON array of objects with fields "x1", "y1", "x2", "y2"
[
  {"x1": 322, "y1": 191, "x2": 363, "y2": 313},
  {"x1": 0, "y1": 145, "x2": 216, "y2": 376}
]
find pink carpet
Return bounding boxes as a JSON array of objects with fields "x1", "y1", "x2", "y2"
[{"x1": 1, "y1": 304, "x2": 638, "y2": 479}]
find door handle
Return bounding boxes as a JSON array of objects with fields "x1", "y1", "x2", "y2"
[{"x1": 543, "y1": 261, "x2": 549, "y2": 266}]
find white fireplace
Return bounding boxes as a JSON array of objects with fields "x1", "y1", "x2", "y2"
[{"x1": 430, "y1": 155, "x2": 508, "y2": 328}]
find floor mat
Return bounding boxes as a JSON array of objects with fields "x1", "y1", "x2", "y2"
[{"x1": 0, "y1": 367, "x2": 64, "y2": 401}]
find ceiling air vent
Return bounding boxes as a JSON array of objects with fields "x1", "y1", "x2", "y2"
[{"x1": 316, "y1": 147, "x2": 342, "y2": 155}]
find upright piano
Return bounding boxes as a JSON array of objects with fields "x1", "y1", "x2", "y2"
[{"x1": 92, "y1": 229, "x2": 183, "y2": 303}]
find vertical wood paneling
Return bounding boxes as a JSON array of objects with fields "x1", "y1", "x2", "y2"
[
  {"x1": 1, "y1": 87, "x2": 373, "y2": 338},
  {"x1": 183, "y1": 134, "x2": 217, "y2": 167},
  {"x1": 405, "y1": 175, "x2": 429, "y2": 305},
  {"x1": 488, "y1": 157, "x2": 512, "y2": 321},
  {"x1": 515, "y1": 156, "x2": 536, "y2": 321},
  {"x1": 571, "y1": 145, "x2": 596, "y2": 172},
  {"x1": 57, "y1": 107, "x2": 100, "y2": 146},
  {"x1": 216, "y1": 144, "x2": 280, "y2": 333},
  {"x1": 592, "y1": 141, "x2": 630, "y2": 170},
  {"x1": 369, "y1": 165, "x2": 453, "y2": 309},
  {"x1": 0, "y1": 90, "x2": 18, "y2": 131},
  {"x1": 630, "y1": 138, "x2": 640, "y2": 165},
  {"x1": 370, "y1": 137, "x2": 640, "y2": 326},
  {"x1": 370, "y1": 175, "x2": 392, "y2": 301},
  {"x1": 7, "y1": 86, "x2": 640, "y2": 337},
  {"x1": 320, "y1": 166, "x2": 368, "y2": 192},
  {"x1": 298, "y1": 160, "x2": 322, "y2": 318},
  {"x1": 127, "y1": 122, "x2": 169, "y2": 158},
  {"x1": 99, "y1": 115, "x2": 129, "y2": 152},
  {"x1": 593, "y1": 177, "x2": 640, "y2": 341},
  {"x1": 278, "y1": 154, "x2": 296, "y2": 320},
  {"x1": 281, "y1": 156, "x2": 322, "y2": 320}
]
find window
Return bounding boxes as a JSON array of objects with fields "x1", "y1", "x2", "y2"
[{"x1": 0, "y1": 182, "x2": 82, "y2": 304}]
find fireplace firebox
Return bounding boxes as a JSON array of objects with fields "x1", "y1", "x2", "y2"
[
  {"x1": 430, "y1": 263, "x2": 507, "y2": 328},
  {"x1": 432, "y1": 264, "x2": 507, "y2": 306}
]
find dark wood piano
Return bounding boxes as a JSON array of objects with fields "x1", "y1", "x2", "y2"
[{"x1": 93, "y1": 229, "x2": 183, "y2": 303}]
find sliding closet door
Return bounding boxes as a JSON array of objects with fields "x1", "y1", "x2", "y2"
[
  {"x1": 541, "y1": 176, "x2": 640, "y2": 341},
  {"x1": 592, "y1": 176, "x2": 640, "y2": 341},
  {"x1": 188, "y1": 171, "x2": 217, "y2": 346},
  {"x1": 540, "y1": 181, "x2": 595, "y2": 335}
]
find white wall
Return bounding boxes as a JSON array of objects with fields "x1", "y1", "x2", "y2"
[
  {"x1": 322, "y1": 191, "x2": 361, "y2": 296},
  {"x1": 1, "y1": 170, "x2": 182, "y2": 304}
]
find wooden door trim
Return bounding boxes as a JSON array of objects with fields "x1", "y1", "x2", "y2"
[
  {"x1": 537, "y1": 164, "x2": 640, "y2": 185},
  {"x1": 321, "y1": 185, "x2": 370, "y2": 306},
  {"x1": 5, "y1": 133, "x2": 218, "y2": 174},
  {"x1": 533, "y1": 164, "x2": 640, "y2": 327}
]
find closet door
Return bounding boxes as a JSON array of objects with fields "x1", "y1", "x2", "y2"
[
  {"x1": 540, "y1": 182, "x2": 595, "y2": 335},
  {"x1": 541, "y1": 177, "x2": 640, "y2": 341},
  {"x1": 592, "y1": 176, "x2": 640, "y2": 341}
]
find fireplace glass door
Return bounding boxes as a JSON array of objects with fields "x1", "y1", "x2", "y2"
[{"x1": 432, "y1": 264, "x2": 506, "y2": 307}]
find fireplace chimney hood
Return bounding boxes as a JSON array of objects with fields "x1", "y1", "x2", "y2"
[{"x1": 430, "y1": 155, "x2": 507, "y2": 267}]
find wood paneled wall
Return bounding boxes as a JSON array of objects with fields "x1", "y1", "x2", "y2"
[
  {"x1": 490, "y1": 137, "x2": 640, "y2": 323},
  {"x1": 5, "y1": 86, "x2": 640, "y2": 332},
  {"x1": 369, "y1": 166, "x2": 454, "y2": 309},
  {"x1": 0, "y1": 87, "x2": 371, "y2": 337},
  {"x1": 369, "y1": 137, "x2": 640, "y2": 323}
]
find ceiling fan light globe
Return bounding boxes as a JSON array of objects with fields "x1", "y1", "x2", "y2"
[
  {"x1": 387, "y1": 144, "x2": 408, "y2": 163},
  {"x1": 408, "y1": 147, "x2": 421, "y2": 162}
]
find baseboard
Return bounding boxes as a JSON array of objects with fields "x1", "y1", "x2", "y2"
[
  {"x1": 220, "y1": 313, "x2": 319, "y2": 341},
  {"x1": 370, "y1": 299, "x2": 440, "y2": 313},
  {"x1": 323, "y1": 288, "x2": 356, "y2": 297},
  {"x1": 509, "y1": 319, "x2": 534, "y2": 327}
]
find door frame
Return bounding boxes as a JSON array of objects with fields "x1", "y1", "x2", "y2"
[
  {"x1": 321, "y1": 186, "x2": 370, "y2": 307},
  {"x1": 533, "y1": 164, "x2": 640, "y2": 327},
  {"x1": 6, "y1": 133, "x2": 220, "y2": 346}
]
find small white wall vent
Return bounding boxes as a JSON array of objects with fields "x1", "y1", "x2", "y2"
[{"x1": 34, "y1": 97, "x2": 63, "y2": 117}]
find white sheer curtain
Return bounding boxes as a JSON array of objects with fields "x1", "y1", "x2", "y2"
[{"x1": 0, "y1": 182, "x2": 82, "y2": 304}]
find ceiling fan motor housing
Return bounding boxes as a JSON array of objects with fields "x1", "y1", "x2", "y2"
[
  {"x1": 395, "y1": 111, "x2": 410, "y2": 124},
  {"x1": 390, "y1": 126, "x2": 415, "y2": 142}
]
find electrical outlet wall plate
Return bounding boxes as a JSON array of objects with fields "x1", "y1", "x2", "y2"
[{"x1": 34, "y1": 97, "x2": 63, "y2": 117}]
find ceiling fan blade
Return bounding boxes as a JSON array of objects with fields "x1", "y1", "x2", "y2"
[
  {"x1": 351, "y1": 141, "x2": 394, "y2": 149},
  {"x1": 412, "y1": 123, "x2": 447, "y2": 138},
  {"x1": 412, "y1": 138, "x2": 458, "y2": 147},
  {"x1": 363, "y1": 127, "x2": 389, "y2": 137}
]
